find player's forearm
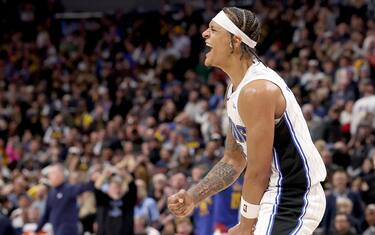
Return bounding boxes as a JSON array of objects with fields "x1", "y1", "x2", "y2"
[
  {"x1": 242, "y1": 167, "x2": 270, "y2": 204},
  {"x1": 239, "y1": 169, "x2": 269, "y2": 227},
  {"x1": 188, "y1": 156, "x2": 245, "y2": 205},
  {"x1": 241, "y1": 143, "x2": 272, "y2": 206}
]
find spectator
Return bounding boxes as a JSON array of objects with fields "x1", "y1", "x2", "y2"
[
  {"x1": 134, "y1": 179, "x2": 160, "y2": 228},
  {"x1": 43, "y1": 114, "x2": 70, "y2": 146},
  {"x1": 332, "y1": 213, "x2": 357, "y2": 235},
  {"x1": 336, "y1": 197, "x2": 362, "y2": 233},
  {"x1": 302, "y1": 103, "x2": 324, "y2": 141},
  {"x1": 169, "y1": 173, "x2": 187, "y2": 192},
  {"x1": 175, "y1": 217, "x2": 193, "y2": 235},
  {"x1": 150, "y1": 174, "x2": 168, "y2": 213},
  {"x1": 347, "y1": 122, "x2": 374, "y2": 177},
  {"x1": 0, "y1": 211, "x2": 16, "y2": 235},
  {"x1": 323, "y1": 169, "x2": 364, "y2": 234},
  {"x1": 30, "y1": 185, "x2": 47, "y2": 217},
  {"x1": 362, "y1": 154, "x2": 375, "y2": 204},
  {"x1": 301, "y1": 59, "x2": 325, "y2": 90},
  {"x1": 364, "y1": 204, "x2": 375, "y2": 235},
  {"x1": 36, "y1": 163, "x2": 96, "y2": 235},
  {"x1": 350, "y1": 85, "x2": 375, "y2": 135},
  {"x1": 322, "y1": 105, "x2": 344, "y2": 144},
  {"x1": 10, "y1": 193, "x2": 31, "y2": 233},
  {"x1": 134, "y1": 216, "x2": 160, "y2": 235},
  {"x1": 94, "y1": 166, "x2": 137, "y2": 235},
  {"x1": 78, "y1": 190, "x2": 96, "y2": 234}
]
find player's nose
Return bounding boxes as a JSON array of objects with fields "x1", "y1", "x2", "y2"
[{"x1": 202, "y1": 28, "x2": 210, "y2": 39}]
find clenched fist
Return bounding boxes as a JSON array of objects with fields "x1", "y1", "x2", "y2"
[{"x1": 167, "y1": 189, "x2": 195, "y2": 217}]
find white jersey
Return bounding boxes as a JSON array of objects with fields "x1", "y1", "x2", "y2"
[{"x1": 226, "y1": 61, "x2": 326, "y2": 188}]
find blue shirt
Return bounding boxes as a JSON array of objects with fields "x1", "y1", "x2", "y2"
[
  {"x1": 36, "y1": 181, "x2": 94, "y2": 235},
  {"x1": 134, "y1": 197, "x2": 160, "y2": 225},
  {"x1": 213, "y1": 178, "x2": 243, "y2": 232},
  {"x1": 193, "y1": 197, "x2": 214, "y2": 235}
]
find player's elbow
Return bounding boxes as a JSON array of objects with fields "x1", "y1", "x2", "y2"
[
  {"x1": 223, "y1": 153, "x2": 247, "y2": 173},
  {"x1": 245, "y1": 168, "x2": 270, "y2": 187}
]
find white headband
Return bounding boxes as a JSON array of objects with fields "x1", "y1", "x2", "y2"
[{"x1": 212, "y1": 10, "x2": 257, "y2": 49}]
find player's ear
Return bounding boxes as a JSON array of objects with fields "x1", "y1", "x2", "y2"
[{"x1": 232, "y1": 35, "x2": 242, "y2": 50}]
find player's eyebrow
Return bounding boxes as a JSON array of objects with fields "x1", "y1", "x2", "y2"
[{"x1": 209, "y1": 24, "x2": 217, "y2": 31}]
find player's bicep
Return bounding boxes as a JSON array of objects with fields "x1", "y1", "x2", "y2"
[{"x1": 238, "y1": 82, "x2": 276, "y2": 173}]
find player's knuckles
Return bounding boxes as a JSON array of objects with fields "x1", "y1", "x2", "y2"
[
  {"x1": 167, "y1": 195, "x2": 177, "y2": 203},
  {"x1": 174, "y1": 206, "x2": 188, "y2": 213},
  {"x1": 172, "y1": 209, "x2": 186, "y2": 216},
  {"x1": 168, "y1": 204, "x2": 183, "y2": 210},
  {"x1": 168, "y1": 208, "x2": 181, "y2": 215},
  {"x1": 175, "y1": 205, "x2": 187, "y2": 212},
  {"x1": 167, "y1": 201, "x2": 181, "y2": 206},
  {"x1": 167, "y1": 205, "x2": 180, "y2": 213},
  {"x1": 179, "y1": 207, "x2": 193, "y2": 217},
  {"x1": 169, "y1": 204, "x2": 186, "y2": 213}
]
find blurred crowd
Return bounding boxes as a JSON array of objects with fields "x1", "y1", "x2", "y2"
[{"x1": 0, "y1": 0, "x2": 374, "y2": 234}]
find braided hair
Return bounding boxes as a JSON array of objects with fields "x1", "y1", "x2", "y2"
[{"x1": 222, "y1": 7, "x2": 262, "y2": 62}]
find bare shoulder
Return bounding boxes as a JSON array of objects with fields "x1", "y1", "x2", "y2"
[
  {"x1": 239, "y1": 79, "x2": 281, "y2": 100},
  {"x1": 238, "y1": 79, "x2": 285, "y2": 119}
]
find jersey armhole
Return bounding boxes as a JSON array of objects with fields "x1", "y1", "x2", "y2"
[
  {"x1": 238, "y1": 76, "x2": 288, "y2": 125},
  {"x1": 225, "y1": 83, "x2": 233, "y2": 101}
]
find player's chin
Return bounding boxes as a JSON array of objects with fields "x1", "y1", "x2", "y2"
[{"x1": 204, "y1": 57, "x2": 212, "y2": 67}]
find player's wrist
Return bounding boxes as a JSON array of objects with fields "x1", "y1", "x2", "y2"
[
  {"x1": 186, "y1": 189, "x2": 199, "y2": 205},
  {"x1": 240, "y1": 196, "x2": 260, "y2": 219}
]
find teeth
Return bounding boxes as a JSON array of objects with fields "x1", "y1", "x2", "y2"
[{"x1": 205, "y1": 43, "x2": 212, "y2": 53}]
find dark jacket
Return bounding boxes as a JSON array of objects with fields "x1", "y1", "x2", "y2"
[
  {"x1": 36, "y1": 181, "x2": 94, "y2": 235},
  {"x1": 95, "y1": 180, "x2": 137, "y2": 235},
  {"x1": 0, "y1": 212, "x2": 16, "y2": 235}
]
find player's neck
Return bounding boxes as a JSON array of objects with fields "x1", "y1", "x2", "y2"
[{"x1": 222, "y1": 58, "x2": 253, "y2": 91}]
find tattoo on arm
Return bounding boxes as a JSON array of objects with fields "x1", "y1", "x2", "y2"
[
  {"x1": 224, "y1": 131, "x2": 243, "y2": 154},
  {"x1": 189, "y1": 161, "x2": 238, "y2": 204},
  {"x1": 188, "y1": 132, "x2": 242, "y2": 204},
  {"x1": 188, "y1": 87, "x2": 248, "y2": 204}
]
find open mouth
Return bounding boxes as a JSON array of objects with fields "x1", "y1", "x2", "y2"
[{"x1": 205, "y1": 43, "x2": 212, "y2": 55}]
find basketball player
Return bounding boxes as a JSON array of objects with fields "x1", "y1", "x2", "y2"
[{"x1": 168, "y1": 7, "x2": 327, "y2": 235}]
